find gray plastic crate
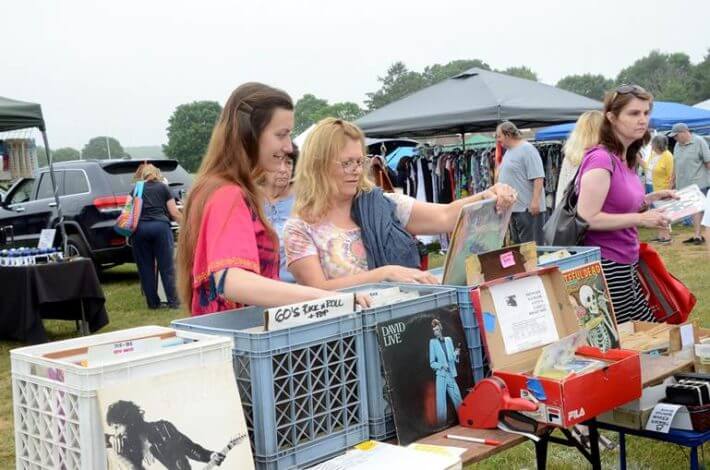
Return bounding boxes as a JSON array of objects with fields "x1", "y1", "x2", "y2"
[
  {"x1": 171, "y1": 307, "x2": 368, "y2": 469},
  {"x1": 339, "y1": 283, "x2": 457, "y2": 441},
  {"x1": 538, "y1": 245, "x2": 601, "y2": 272}
]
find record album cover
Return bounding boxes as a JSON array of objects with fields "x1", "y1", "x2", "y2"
[
  {"x1": 98, "y1": 361, "x2": 253, "y2": 470},
  {"x1": 562, "y1": 261, "x2": 620, "y2": 351},
  {"x1": 376, "y1": 305, "x2": 473, "y2": 445},
  {"x1": 442, "y1": 198, "x2": 512, "y2": 286}
]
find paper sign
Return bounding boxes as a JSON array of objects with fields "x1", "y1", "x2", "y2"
[
  {"x1": 646, "y1": 403, "x2": 684, "y2": 433},
  {"x1": 87, "y1": 336, "x2": 162, "y2": 367},
  {"x1": 500, "y1": 251, "x2": 516, "y2": 268},
  {"x1": 680, "y1": 323, "x2": 695, "y2": 349},
  {"x1": 489, "y1": 275, "x2": 560, "y2": 355},
  {"x1": 38, "y1": 229, "x2": 56, "y2": 249},
  {"x1": 265, "y1": 293, "x2": 355, "y2": 331}
]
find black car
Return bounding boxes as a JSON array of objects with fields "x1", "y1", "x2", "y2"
[{"x1": 0, "y1": 159, "x2": 192, "y2": 269}]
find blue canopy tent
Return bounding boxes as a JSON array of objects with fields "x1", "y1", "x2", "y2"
[{"x1": 535, "y1": 101, "x2": 710, "y2": 140}]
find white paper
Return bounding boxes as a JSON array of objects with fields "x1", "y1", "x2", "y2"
[
  {"x1": 645, "y1": 403, "x2": 683, "y2": 433},
  {"x1": 266, "y1": 293, "x2": 355, "y2": 331},
  {"x1": 489, "y1": 275, "x2": 559, "y2": 355},
  {"x1": 680, "y1": 323, "x2": 695, "y2": 349},
  {"x1": 37, "y1": 228, "x2": 56, "y2": 249},
  {"x1": 87, "y1": 336, "x2": 162, "y2": 366}
]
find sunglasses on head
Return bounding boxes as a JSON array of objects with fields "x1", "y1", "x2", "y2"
[{"x1": 611, "y1": 84, "x2": 647, "y2": 101}]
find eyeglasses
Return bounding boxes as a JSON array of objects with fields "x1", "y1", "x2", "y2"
[
  {"x1": 611, "y1": 84, "x2": 648, "y2": 102},
  {"x1": 339, "y1": 157, "x2": 369, "y2": 173}
]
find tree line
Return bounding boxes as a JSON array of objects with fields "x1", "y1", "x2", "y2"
[{"x1": 39, "y1": 49, "x2": 710, "y2": 173}]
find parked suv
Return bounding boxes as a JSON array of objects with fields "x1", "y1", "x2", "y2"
[{"x1": 0, "y1": 159, "x2": 192, "y2": 269}]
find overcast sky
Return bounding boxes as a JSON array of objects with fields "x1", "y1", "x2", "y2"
[{"x1": 2, "y1": 0, "x2": 708, "y2": 149}]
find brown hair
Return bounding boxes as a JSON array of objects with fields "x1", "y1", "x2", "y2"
[
  {"x1": 134, "y1": 163, "x2": 162, "y2": 182},
  {"x1": 496, "y1": 121, "x2": 522, "y2": 139},
  {"x1": 176, "y1": 82, "x2": 293, "y2": 308},
  {"x1": 599, "y1": 86, "x2": 653, "y2": 168}
]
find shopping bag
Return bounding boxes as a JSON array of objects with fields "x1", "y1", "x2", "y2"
[
  {"x1": 114, "y1": 181, "x2": 144, "y2": 237},
  {"x1": 637, "y1": 242, "x2": 696, "y2": 324}
]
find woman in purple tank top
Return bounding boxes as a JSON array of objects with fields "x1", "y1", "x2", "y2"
[{"x1": 576, "y1": 85, "x2": 676, "y2": 324}]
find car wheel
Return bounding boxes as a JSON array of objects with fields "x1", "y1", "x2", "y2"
[{"x1": 67, "y1": 234, "x2": 91, "y2": 259}]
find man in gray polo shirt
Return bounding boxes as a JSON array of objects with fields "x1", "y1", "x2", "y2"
[
  {"x1": 670, "y1": 123, "x2": 710, "y2": 244},
  {"x1": 496, "y1": 121, "x2": 546, "y2": 244}
]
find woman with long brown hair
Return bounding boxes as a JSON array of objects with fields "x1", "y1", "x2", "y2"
[
  {"x1": 176, "y1": 82, "x2": 329, "y2": 315},
  {"x1": 576, "y1": 85, "x2": 675, "y2": 323}
]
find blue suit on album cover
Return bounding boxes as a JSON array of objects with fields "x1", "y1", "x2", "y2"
[{"x1": 429, "y1": 319, "x2": 463, "y2": 423}]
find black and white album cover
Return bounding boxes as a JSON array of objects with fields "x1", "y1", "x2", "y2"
[{"x1": 98, "y1": 361, "x2": 252, "y2": 470}]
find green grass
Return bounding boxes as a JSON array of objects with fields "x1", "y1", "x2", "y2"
[{"x1": 1, "y1": 227, "x2": 709, "y2": 468}]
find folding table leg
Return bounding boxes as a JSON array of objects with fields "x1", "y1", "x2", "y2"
[
  {"x1": 690, "y1": 445, "x2": 699, "y2": 470},
  {"x1": 535, "y1": 435, "x2": 549, "y2": 469},
  {"x1": 79, "y1": 299, "x2": 88, "y2": 335},
  {"x1": 618, "y1": 431, "x2": 626, "y2": 470},
  {"x1": 586, "y1": 421, "x2": 602, "y2": 470}
]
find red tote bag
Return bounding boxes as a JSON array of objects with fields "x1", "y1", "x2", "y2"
[{"x1": 637, "y1": 242, "x2": 696, "y2": 324}]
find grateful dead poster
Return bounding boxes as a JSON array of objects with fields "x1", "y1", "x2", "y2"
[
  {"x1": 376, "y1": 305, "x2": 473, "y2": 445},
  {"x1": 562, "y1": 261, "x2": 620, "y2": 351},
  {"x1": 98, "y1": 361, "x2": 252, "y2": 470}
]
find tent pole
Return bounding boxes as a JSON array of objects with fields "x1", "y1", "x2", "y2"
[
  {"x1": 461, "y1": 129, "x2": 466, "y2": 151},
  {"x1": 41, "y1": 131, "x2": 69, "y2": 256}
]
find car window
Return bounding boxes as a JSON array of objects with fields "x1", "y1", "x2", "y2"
[
  {"x1": 8, "y1": 179, "x2": 36, "y2": 205},
  {"x1": 36, "y1": 172, "x2": 59, "y2": 200},
  {"x1": 63, "y1": 170, "x2": 89, "y2": 195}
]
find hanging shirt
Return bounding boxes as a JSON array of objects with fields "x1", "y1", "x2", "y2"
[{"x1": 264, "y1": 194, "x2": 296, "y2": 283}]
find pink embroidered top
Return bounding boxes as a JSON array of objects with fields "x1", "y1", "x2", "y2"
[{"x1": 190, "y1": 184, "x2": 279, "y2": 315}]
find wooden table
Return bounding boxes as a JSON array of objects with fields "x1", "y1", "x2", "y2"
[
  {"x1": 417, "y1": 425, "x2": 528, "y2": 465},
  {"x1": 413, "y1": 352, "x2": 697, "y2": 468}
]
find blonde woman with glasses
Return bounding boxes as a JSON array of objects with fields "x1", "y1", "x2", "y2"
[{"x1": 283, "y1": 118, "x2": 516, "y2": 292}]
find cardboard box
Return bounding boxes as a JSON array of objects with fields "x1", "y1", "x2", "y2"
[
  {"x1": 618, "y1": 321, "x2": 688, "y2": 354},
  {"x1": 472, "y1": 268, "x2": 642, "y2": 428},
  {"x1": 597, "y1": 378, "x2": 671, "y2": 429}
]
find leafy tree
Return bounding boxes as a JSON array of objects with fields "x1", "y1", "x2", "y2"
[
  {"x1": 52, "y1": 147, "x2": 81, "y2": 162},
  {"x1": 36, "y1": 146, "x2": 48, "y2": 167},
  {"x1": 422, "y1": 59, "x2": 491, "y2": 84},
  {"x1": 326, "y1": 102, "x2": 364, "y2": 122},
  {"x1": 690, "y1": 48, "x2": 710, "y2": 104},
  {"x1": 365, "y1": 61, "x2": 427, "y2": 111},
  {"x1": 82, "y1": 137, "x2": 128, "y2": 159},
  {"x1": 556, "y1": 74, "x2": 615, "y2": 100},
  {"x1": 616, "y1": 50, "x2": 698, "y2": 103},
  {"x1": 163, "y1": 101, "x2": 222, "y2": 172},
  {"x1": 294, "y1": 94, "x2": 330, "y2": 135},
  {"x1": 500, "y1": 66, "x2": 539, "y2": 81}
]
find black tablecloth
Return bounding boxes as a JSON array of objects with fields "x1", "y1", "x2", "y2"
[{"x1": 0, "y1": 258, "x2": 109, "y2": 343}]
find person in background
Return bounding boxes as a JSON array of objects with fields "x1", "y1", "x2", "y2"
[
  {"x1": 640, "y1": 135, "x2": 674, "y2": 243},
  {"x1": 496, "y1": 121, "x2": 546, "y2": 244},
  {"x1": 176, "y1": 82, "x2": 331, "y2": 315},
  {"x1": 555, "y1": 111, "x2": 603, "y2": 207},
  {"x1": 283, "y1": 118, "x2": 516, "y2": 291},
  {"x1": 670, "y1": 122, "x2": 710, "y2": 245},
  {"x1": 577, "y1": 85, "x2": 675, "y2": 324},
  {"x1": 131, "y1": 164, "x2": 182, "y2": 310},
  {"x1": 262, "y1": 144, "x2": 298, "y2": 282}
]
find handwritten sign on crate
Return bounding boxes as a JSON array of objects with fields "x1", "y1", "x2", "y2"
[{"x1": 264, "y1": 293, "x2": 356, "y2": 331}]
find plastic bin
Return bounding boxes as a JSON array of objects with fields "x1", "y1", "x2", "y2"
[
  {"x1": 10, "y1": 326, "x2": 232, "y2": 470},
  {"x1": 427, "y1": 269, "x2": 487, "y2": 383},
  {"x1": 340, "y1": 283, "x2": 458, "y2": 441},
  {"x1": 171, "y1": 307, "x2": 368, "y2": 469},
  {"x1": 537, "y1": 245, "x2": 601, "y2": 272}
]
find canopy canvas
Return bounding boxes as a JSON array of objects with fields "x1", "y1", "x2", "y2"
[
  {"x1": 356, "y1": 67, "x2": 602, "y2": 137},
  {"x1": 535, "y1": 101, "x2": 710, "y2": 140}
]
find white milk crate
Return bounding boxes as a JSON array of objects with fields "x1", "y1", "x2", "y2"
[{"x1": 11, "y1": 325, "x2": 232, "y2": 470}]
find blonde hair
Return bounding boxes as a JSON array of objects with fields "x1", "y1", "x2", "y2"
[
  {"x1": 293, "y1": 118, "x2": 373, "y2": 223},
  {"x1": 562, "y1": 110, "x2": 604, "y2": 166},
  {"x1": 135, "y1": 163, "x2": 162, "y2": 182}
]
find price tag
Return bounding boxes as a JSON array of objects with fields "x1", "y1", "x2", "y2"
[
  {"x1": 499, "y1": 251, "x2": 515, "y2": 268},
  {"x1": 265, "y1": 293, "x2": 355, "y2": 331},
  {"x1": 87, "y1": 337, "x2": 162, "y2": 367},
  {"x1": 38, "y1": 229, "x2": 56, "y2": 249}
]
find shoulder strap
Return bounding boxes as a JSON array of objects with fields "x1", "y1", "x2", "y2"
[{"x1": 134, "y1": 181, "x2": 145, "y2": 198}]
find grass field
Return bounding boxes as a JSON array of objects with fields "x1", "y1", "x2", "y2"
[{"x1": 1, "y1": 227, "x2": 709, "y2": 469}]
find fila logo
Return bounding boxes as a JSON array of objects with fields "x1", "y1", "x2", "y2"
[{"x1": 568, "y1": 407, "x2": 586, "y2": 420}]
